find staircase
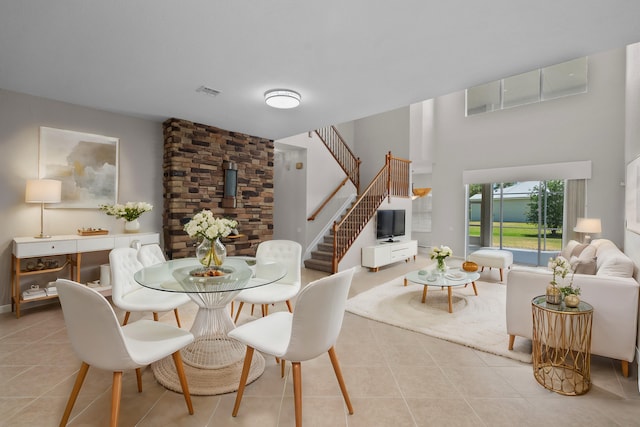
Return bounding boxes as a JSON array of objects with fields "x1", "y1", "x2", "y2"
[{"x1": 304, "y1": 127, "x2": 410, "y2": 273}]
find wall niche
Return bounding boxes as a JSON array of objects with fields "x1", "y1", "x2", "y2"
[{"x1": 162, "y1": 118, "x2": 274, "y2": 259}]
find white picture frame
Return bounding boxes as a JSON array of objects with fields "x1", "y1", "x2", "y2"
[
  {"x1": 626, "y1": 155, "x2": 640, "y2": 234},
  {"x1": 39, "y1": 127, "x2": 119, "y2": 208}
]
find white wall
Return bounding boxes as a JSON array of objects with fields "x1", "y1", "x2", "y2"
[
  {"x1": 354, "y1": 106, "x2": 411, "y2": 185},
  {"x1": 429, "y1": 48, "x2": 626, "y2": 257},
  {"x1": 0, "y1": 89, "x2": 163, "y2": 306},
  {"x1": 273, "y1": 144, "x2": 307, "y2": 244}
]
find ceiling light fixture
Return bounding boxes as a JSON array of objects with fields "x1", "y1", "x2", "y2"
[{"x1": 264, "y1": 89, "x2": 301, "y2": 109}]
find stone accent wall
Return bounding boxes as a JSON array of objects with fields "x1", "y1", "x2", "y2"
[{"x1": 162, "y1": 118, "x2": 274, "y2": 259}]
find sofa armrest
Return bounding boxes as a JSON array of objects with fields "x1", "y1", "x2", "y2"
[{"x1": 506, "y1": 267, "x2": 639, "y2": 362}]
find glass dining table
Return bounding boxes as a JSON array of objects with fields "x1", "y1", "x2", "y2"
[{"x1": 134, "y1": 256, "x2": 287, "y2": 395}]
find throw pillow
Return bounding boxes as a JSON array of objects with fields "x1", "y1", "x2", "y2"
[
  {"x1": 570, "y1": 255, "x2": 597, "y2": 275},
  {"x1": 561, "y1": 240, "x2": 580, "y2": 260},
  {"x1": 570, "y1": 243, "x2": 588, "y2": 258}
]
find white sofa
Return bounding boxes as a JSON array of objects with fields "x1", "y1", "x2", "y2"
[{"x1": 506, "y1": 239, "x2": 639, "y2": 376}]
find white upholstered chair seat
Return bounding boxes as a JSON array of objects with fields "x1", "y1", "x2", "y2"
[
  {"x1": 233, "y1": 240, "x2": 302, "y2": 322},
  {"x1": 229, "y1": 268, "x2": 355, "y2": 427},
  {"x1": 232, "y1": 283, "x2": 300, "y2": 306},
  {"x1": 56, "y1": 278, "x2": 194, "y2": 426},
  {"x1": 110, "y1": 247, "x2": 190, "y2": 326}
]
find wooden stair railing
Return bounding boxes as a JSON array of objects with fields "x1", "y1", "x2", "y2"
[
  {"x1": 315, "y1": 126, "x2": 361, "y2": 193},
  {"x1": 308, "y1": 176, "x2": 350, "y2": 221},
  {"x1": 330, "y1": 152, "x2": 411, "y2": 273}
]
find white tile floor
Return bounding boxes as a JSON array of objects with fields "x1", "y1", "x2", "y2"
[{"x1": 1, "y1": 254, "x2": 639, "y2": 426}]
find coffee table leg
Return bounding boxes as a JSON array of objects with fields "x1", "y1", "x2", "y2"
[
  {"x1": 404, "y1": 278, "x2": 407, "y2": 287},
  {"x1": 471, "y1": 281, "x2": 478, "y2": 296},
  {"x1": 447, "y1": 287, "x2": 453, "y2": 313},
  {"x1": 422, "y1": 285, "x2": 428, "y2": 303}
]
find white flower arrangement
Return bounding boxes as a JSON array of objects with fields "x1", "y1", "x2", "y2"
[
  {"x1": 183, "y1": 209, "x2": 238, "y2": 241},
  {"x1": 549, "y1": 256, "x2": 570, "y2": 286},
  {"x1": 99, "y1": 202, "x2": 153, "y2": 222},
  {"x1": 430, "y1": 245, "x2": 453, "y2": 261}
]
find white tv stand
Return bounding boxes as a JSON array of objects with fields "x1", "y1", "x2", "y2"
[{"x1": 362, "y1": 240, "x2": 417, "y2": 272}]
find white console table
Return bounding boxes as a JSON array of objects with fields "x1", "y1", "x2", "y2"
[
  {"x1": 362, "y1": 240, "x2": 417, "y2": 272},
  {"x1": 11, "y1": 232, "x2": 159, "y2": 318}
]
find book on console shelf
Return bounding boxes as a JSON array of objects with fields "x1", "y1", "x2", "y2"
[{"x1": 22, "y1": 288, "x2": 47, "y2": 300}]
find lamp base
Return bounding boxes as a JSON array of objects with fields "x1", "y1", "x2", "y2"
[{"x1": 34, "y1": 233, "x2": 51, "y2": 239}]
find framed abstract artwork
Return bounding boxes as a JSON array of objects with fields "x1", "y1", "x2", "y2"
[
  {"x1": 39, "y1": 127, "x2": 119, "y2": 208},
  {"x1": 626, "y1": 155, "x2": 640, "y2": 234}
]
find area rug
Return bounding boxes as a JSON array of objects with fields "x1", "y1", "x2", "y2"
[{"x1": 345, "y1": 276, "x2": 532, "y2": 363}]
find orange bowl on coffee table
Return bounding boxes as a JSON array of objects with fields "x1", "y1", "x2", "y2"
[{"x1": 462, "y1": 261, "x2": 479, "y2": 272}]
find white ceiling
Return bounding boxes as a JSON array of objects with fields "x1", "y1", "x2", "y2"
[{"x1": 2, "y1": 1, "x2": 640, "y2": 140}]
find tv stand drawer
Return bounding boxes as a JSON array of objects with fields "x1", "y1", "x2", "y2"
[{"x1": 362, "y1": 240, "x2": 417, "y2": 271}]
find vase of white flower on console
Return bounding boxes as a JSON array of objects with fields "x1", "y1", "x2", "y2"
[{"x1": 99, "y1": 201, "x2": 153, "y2": 233}]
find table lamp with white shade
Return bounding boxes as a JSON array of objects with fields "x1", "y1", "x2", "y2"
[
  {"x1": 25, "y1": 179, "x2": 62, "y2": 238},
  {"x1": 573, "y1": 217, "x2": 602, "y2": 244}
]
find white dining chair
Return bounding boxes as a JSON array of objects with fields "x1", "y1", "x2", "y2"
[
  {"x1": 109, "y1": 247, "x2": 191, "y2": 327},
  {"x1": 56, "y1": 278, "x2": 194, "y2": 427},
  {"x1": 137, "y1": 243, "x2": 167, "y2": 267},
  {"x1": 229, "y1": 268, "x2": 355, "y2": 427},
  {"x1": 233, "y1": 240, "x2": 302, "y2": 323}
]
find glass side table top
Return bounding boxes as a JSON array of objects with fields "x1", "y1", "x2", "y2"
[{"x1": 532, "y1": 295, "x2": 593, "y2": 313}]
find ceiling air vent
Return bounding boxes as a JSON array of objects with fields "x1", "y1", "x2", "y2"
[{"x1": 196, "y1": 86, "x2": 221, "y2": 97}]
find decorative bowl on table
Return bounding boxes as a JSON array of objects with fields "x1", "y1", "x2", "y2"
[{"x1": 462, "y1": 261, "x2": 478, "y2": 272}]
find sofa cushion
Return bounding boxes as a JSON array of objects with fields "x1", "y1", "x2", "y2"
[{"x1": 597, "y1": 253, "x2": 634, "y2": 278}]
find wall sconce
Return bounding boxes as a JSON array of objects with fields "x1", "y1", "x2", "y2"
[
  {"x1": 25, "y1": 179, "x2": 62, "y2": 238},
  {"x1": 222, "y1": 161, "x2": 238, "y2": 208}
]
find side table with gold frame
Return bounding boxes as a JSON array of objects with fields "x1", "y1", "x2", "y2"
[{"x1": 531, "y1": 295, "x2": 593, "y2": 396}]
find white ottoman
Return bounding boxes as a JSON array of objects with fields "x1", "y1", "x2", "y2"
[{"x1": 468, "y1": 248, "x2": 513, "y2": 282}]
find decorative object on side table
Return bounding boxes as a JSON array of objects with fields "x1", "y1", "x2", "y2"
[
  {"x1": 183, "y1": 209, "x2": 238, "y2": 270},
  {"x1": 559, "y1": 273, "x2": 581, "y2": 308},
  {"x1": 99, "y1": 201, "x2": 153, "y2": 233},
  {"x1": 546, "y1": 256, "x2": 570, "y2": 304},
  {"x1": 430, "y1": 245, "x2": 452, "y2": 273}
]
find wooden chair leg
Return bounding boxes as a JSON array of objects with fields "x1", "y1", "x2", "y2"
[
  {"x1": 232, "y1": 347, "x2": 255, "y2": 417},
  {"x1": 110, "y1": 372, "x2": 123, "y2": 427},
  {"x1": 292, "y1": 362, "x2": 303, "y2": 427},
  {"x1": 508, "y1": 334, "x2": 515, "y2": 350},
  {"x1": 59, "y1": 362, "x2": 90, "y2": 427},
  {"x1": 328, "y1": 347, "x2": 353, "y2": 414},
  {"x1": 173, "y1": 308, "x2": 182, "y2": 328},
  {"x1": 281, "y1": 358, "x2": 286, "y2": 378},
  {"x1": 262, "y1": 304, "x2": 269, "y2": 316},
  {"x1": 135, "y1": 368, "x2": 142, "y2": 392},
  {"x1": 622, "y1": 360, "x2": 629, "y2": 377},
  {"x1": 285, "y1": 300, "x2": 293, "y2": 313},
  {"x1": 172, "y1": 351, "x2": 194, "y2": 414},
  {"x1": 122, "y1": 311, "x2": 131, "y2": 326},
  {"x1": 230, "y1": 301, "x2": 234, "y2": 317},
  {"x1": 250, "y1": 304, "x2": 255, "y2": 315},
  {"x1": 153, "y1": 312, "x2": 159, "y2": 321},
  {"x1": 234, "y1": 302, "x2": 245, "y2": 323},
  {"x1": 499, "y1": 268, "x2": 504, "y2": 282}
]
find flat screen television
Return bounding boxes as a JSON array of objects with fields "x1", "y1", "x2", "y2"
[{"x1": 376, "y1": 209, "x2": 406, "y2": 241}]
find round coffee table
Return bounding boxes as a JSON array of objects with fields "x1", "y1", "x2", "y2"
[{"x1": 404, "y1": 269, "x2": 481, "y2": 313}]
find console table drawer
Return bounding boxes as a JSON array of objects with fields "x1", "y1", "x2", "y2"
[{"x1": 14, "y1": 240, "x2": 77, "y2": 258}]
